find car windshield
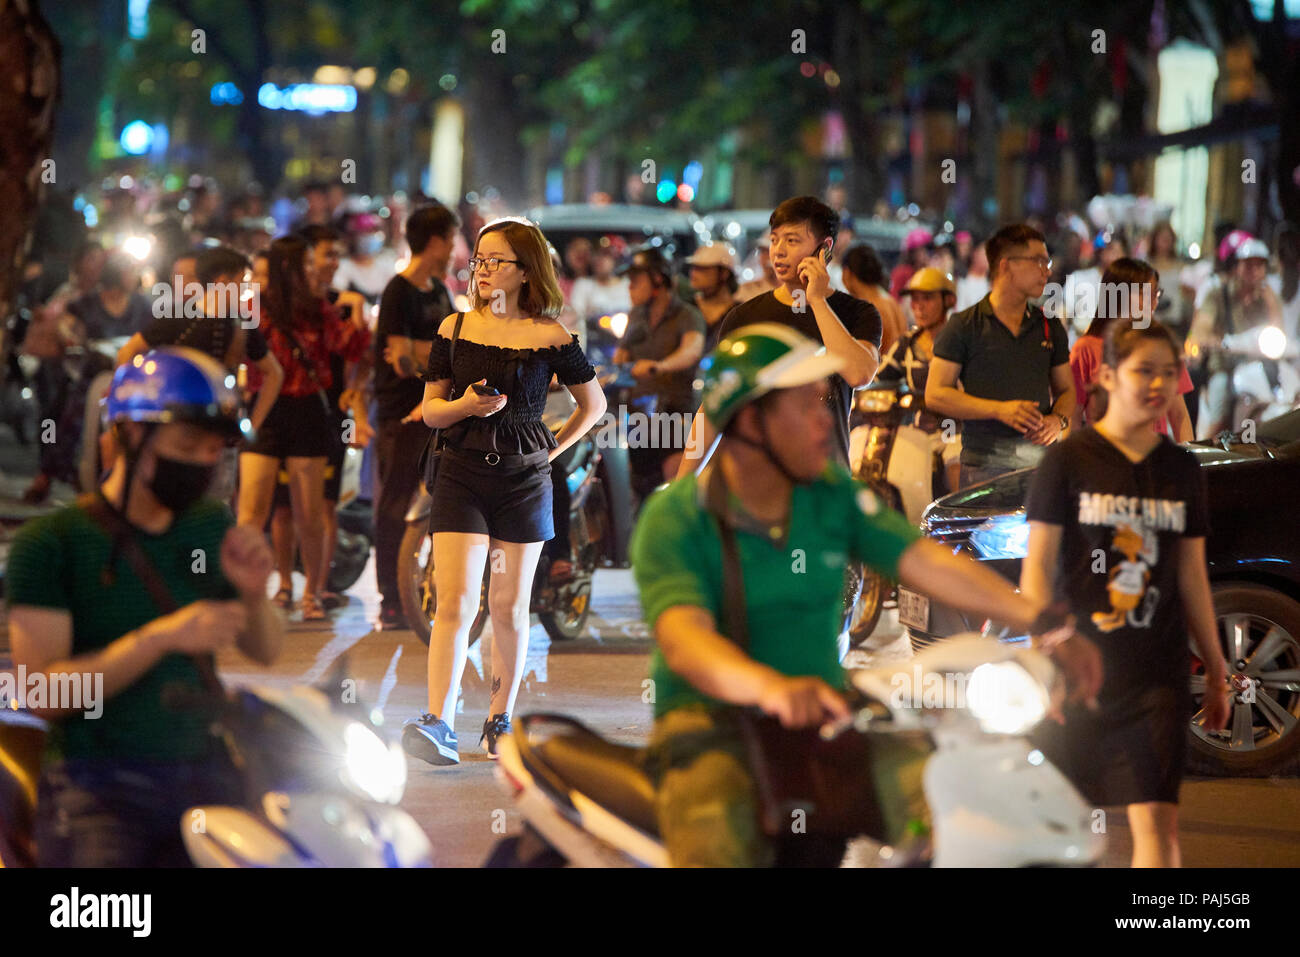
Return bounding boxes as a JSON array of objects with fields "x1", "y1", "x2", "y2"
[
  {"x1": 936, "y1": 467, "x2": 1034, "y2": 511},
  {"x1": 1257, "y1": 409, "x2": 1300, "y2": 446}
]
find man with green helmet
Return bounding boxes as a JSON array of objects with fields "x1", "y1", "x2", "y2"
[{"x1": 630, "y1": 324, "x2": 1101, "y2": 866}]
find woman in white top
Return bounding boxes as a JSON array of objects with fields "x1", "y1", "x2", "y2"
[{"x1": 334, "y1": 212, "x2": 399, "y2": 301}]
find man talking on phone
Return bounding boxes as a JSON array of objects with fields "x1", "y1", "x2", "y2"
[{"x1": 677, "y1": 196, "x2": 882, "y2": 476}]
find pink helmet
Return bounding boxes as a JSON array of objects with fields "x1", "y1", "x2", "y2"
[
  {"x1": 904, "y1": 227, "x2": 934, "y2": 252},
  {"x1": 1217, "y1": 229, "x2": 1254, "y2": 264}
]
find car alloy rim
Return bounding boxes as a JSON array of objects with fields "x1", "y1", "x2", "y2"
[{"x1": 1190, "y1": 613, "x2": 1300, "y2": 754}]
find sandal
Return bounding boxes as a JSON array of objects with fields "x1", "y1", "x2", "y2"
[
  {"x1": 299, "y1": 594, "x2": 327, "y2": 622},
  {"x1": 272, "y1": 587, "x2": 294, "y2": 611},
  {"x1": 320, "y1": 591, "x2": 346, "y2": 611}
]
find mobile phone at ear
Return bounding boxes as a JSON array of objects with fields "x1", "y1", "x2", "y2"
[{"x1": 821, "y1": 241, "x2": 833, "y2": 265}]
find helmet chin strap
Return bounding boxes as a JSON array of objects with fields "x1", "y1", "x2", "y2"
[
  {"x1": 725, "y1": 410, "x2": 810, "y2": 486},
  {"x1": 101, "y1": 422, "x2": 157, "y2": 585}
]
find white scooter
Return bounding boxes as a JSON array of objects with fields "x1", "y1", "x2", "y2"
[
  {"x1": 488, "y1": 635, "x2": 1104, "y2": 868},
  {"x1": 182, "y1": 672, "x2": 434, "y2": 867},
  {"x1": 0, "y1": 666, "x2": 433, "y2": 867}
]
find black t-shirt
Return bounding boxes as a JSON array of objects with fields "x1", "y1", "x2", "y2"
[
  {"x1": 1025, "y1": 428, "x2": 1211, "y2": 707},
  {"x1": 141, "y1": 313, "x2": 268, "y2": 368},
  {"x1": 69, "y1": 292, "x2": 154, "y2": 340},
  {"x1": 717, "y1": 289, "x2": 882, "y2": 464},
  {"x1": 374, "y1": 275, "x2": 452, "y2": 421},
  {"x1": 931, "y1": 295, "x2": 1069, "y2": 455}
]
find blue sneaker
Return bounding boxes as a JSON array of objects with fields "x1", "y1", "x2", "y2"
[
  {"x1": 402, "y1": 713, "x2": 459, "y2": 766},
  {"x1": 480, "y1": 712, "x2": 512, "y2": 760}
]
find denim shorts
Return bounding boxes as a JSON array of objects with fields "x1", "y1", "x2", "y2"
[{"x1": 35, "y1": 754, "x2": 242, "y2": 867}]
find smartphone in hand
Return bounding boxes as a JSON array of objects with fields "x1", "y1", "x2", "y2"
[{"x1": 471, "y1": 383, "x2": 501, "y2": 396}]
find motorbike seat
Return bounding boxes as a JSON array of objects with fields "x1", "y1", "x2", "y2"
[
  {"x1": 522, "y1": 717, "x2": 658, "y2": 837},
  {"x1": 0, "y1": 709, "x2": 47, "y2": 865}
]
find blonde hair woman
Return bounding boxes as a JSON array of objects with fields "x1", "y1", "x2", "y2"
[{"x1": 403, "y1": 218, "x2": 606, "y2": 764}]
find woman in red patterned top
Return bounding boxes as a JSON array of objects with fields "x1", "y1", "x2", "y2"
[{"x1": 237, "y1": 235, "x2": 371, "y2": 620}]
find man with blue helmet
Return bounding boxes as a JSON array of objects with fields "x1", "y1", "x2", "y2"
[{"x1": 5, "y1": 346, "x2": 285, "y2": 867}]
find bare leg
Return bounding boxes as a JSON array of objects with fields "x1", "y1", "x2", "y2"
[
  {"x1": 427, "y1": 532, "x2": 491, "y2": 731},
  {"x1": 486, "y1": 539, "x2": 545, "y2": 718},
  {"x1": 320, "y1": 501, "x2": 339, "y2": 592},
  {"x1": 237, "y1": 453, "x2": 280, "y2": 529},
  {"x1": 1127, "y1": 802, "x2": 1181, "y2": 868},
  {"x1": 271, "y1": 504, "x2": 295, "y2": 594},
  {"x1": 285, "y1": 457, "x2": 327, "y2": 601}
]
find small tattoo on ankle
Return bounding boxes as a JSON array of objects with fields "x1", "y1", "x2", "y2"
[{"x1": 491, "y1": 676, "x2": 502, "y2": 696}]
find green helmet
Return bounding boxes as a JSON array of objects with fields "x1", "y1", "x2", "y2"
[{"x1": 701, "y1": 323, "x2": 845, "y2": 430}]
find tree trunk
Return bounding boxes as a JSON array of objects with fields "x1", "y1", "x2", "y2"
[{"x1": 0, "y1": 0, "x2": 61, "y2": 327}]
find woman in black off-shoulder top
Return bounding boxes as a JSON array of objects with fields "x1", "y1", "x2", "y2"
[{"x1": 402, "y1": 217, "x2": 606, "y2": 766}]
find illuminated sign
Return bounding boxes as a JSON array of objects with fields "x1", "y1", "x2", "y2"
[{"x1": 257, "y1": 83, "x2": 357, "y2": 114}]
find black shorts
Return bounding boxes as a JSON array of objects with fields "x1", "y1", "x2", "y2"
[
  {"x1": 429, "y1": 449, "x2": 553, "y2": 543},
  {"x1": 1030, "y1": 684, "x2": 1192, "y2": 806},
  {"x1": 247, "y1": 393, "x2": 339, "y2": 460},
  {"x1": 272, "y1": 425, "x2": 347, "y2": 507}
]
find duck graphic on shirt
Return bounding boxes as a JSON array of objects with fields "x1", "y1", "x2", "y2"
[{"x1": 1091, "y1": 523, "x2": 1160, "y2": 633}]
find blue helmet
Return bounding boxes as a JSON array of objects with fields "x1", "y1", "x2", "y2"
[{"x1": 105, "y1": 346, "x2": 252, "y2": 442}]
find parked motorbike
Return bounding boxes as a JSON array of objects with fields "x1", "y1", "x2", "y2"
[
  {"x1": 486, "y1": 634, "x2": 1104, "y2": 868},
  {"x1": 844, "y1": 383, "x2": 946, "y2": 646},
  {"x1": 398, "y1": 402, "x2": 633, "y2": 645},
  {"x1": 0, "y1": 664, "x2": 433, "y2": 868}
]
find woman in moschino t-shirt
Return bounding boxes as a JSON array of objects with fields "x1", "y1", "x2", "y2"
[{"x1": 1021, "y1": 318, "x2": 1231, "y2": 868}]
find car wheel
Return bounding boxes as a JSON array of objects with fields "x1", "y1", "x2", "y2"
[{"x1": 1186, "y1": 584, "x2": 1300, "y2": 776}]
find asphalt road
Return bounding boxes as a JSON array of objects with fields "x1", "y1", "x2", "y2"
[{"x1": 212, "y1": 561, "x2": 1300, "y2": 869}]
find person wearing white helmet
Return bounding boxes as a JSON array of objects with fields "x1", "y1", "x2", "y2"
[
  {"x1": 686, "y1": 241, "x2": 740, "y2": 352},
  {"x1": 1188, "y1": 237, "x2": 1284, "y2": 437}
]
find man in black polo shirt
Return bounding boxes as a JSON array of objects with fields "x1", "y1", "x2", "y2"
[
  {"x1": 676, "y1": 195, "x2": 881, "y2": 477},
  {"x1": 613, "y1": 246, "x2": 707, "y2": 503},
  {"x1": 926, "y1": 223, "x2": 1075, "y2": 488},
  {"x1": 373, "y1": 203, "x2": 459, "y2": 630}
]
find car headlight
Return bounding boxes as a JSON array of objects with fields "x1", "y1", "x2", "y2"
[
  {"x1": 343, "y1": 721, "x2": 407, "y2": 804},
  {"x1": 969, "y1": 514, "x2": 1029, "y2": 560},
  {"x1": 965, "y1": 661, "x2": 1049, "y2": 735}
]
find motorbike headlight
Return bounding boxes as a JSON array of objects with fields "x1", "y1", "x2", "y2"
[
  {"x1": 965, "y1": 661, "x2": 1049, "y2": 735},
  {"x1": 343, "y1": 721, "x2": 407, "y2": 804},
  {"x1": 123, "y1": 234, "x2": 153, "y2": 262},
  {"x1": 1259, "y1": 326, "x2": 1287, "y2": 361},
  {"x1": 609, "y1": 312, "x2": 629, "y2": 338}
]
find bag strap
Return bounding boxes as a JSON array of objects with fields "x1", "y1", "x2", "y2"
[
  {"x1": 278, "y1": 321, "x2": 332, "y2": 410},
  {"x1": 79, "y1": 492, "x2": 223, "y2": 693},
  {"x1": 448, "y1": 311, "x2": 464, "y2": 395},
  {"x1": 701, "y1": 464, "x2": 750, "y2": 651}
]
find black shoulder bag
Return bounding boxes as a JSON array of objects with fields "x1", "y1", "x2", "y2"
[
  {"x1": 703, "y1": 465, "x2": 883, "y2": 840},
  {"x1": 417, "y1": 311, "x2": 464, "y2": 493}
]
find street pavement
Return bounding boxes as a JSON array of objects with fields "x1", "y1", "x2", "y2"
[
  {"x1": 213, "y1": 562, "x2": 1300, "y2": 868},
  {"x1": 2, "y1": 426, "x2": 1298, "y2": 866}
]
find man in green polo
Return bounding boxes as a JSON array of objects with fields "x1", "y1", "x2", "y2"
[{"x1": 630, "y1": 324, "x2": 1101, "y2": 866}]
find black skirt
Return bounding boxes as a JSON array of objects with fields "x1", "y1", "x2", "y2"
[{"x1": 246, "y1": 392, "x2": 339, "y2": 460}]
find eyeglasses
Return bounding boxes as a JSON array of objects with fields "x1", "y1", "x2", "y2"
[
  {"x1": 469, "y1": 256, "x2": 522, "y2": 273},
  {"x1": 1007, "y1": 255, "x2": 1053, "y2": 270}
]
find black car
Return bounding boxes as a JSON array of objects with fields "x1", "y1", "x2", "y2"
[{"x1": 901, "y1": 409, "x2": 1300, "y2": 776}]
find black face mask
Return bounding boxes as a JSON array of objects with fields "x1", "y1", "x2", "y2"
[{"x1": 148, "y1": 454, "x2": 217, "y2": 513}]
